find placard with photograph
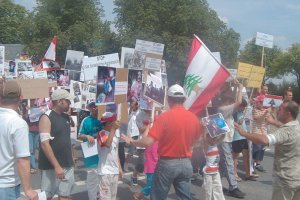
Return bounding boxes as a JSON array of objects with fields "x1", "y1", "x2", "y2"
[
  {"x1": 18, "y1": 71, "x2": 34, "y2": 79},
  {"x1": 56, "y1": 70, "x2": 70, "y2": 88},
  {"x1": 120, "y1": 47, "x2": 134, "y2": 68},
  {"x1": 263, "y1": 95, "x2": 283, "y2": 107},
  {"x1": 127, "y1": 69, "x2": 143, "y2": 102},
  {"x1": 70, "y1": 80, "x2": 82, "y2": 109},
  {"x1": 82, "y1": 53, "x2": 120, "y2": 82},
  {"x1": 144, "y1": 71, "x2": 166, "y2": 106},
  {"x1": 15, "y1": 59, "x2": 33, "y2": 72},
  {"x1": 202, "y1": 113, "x2": 230, "y2": 138},
  {"x1": 69, "y1": 70, "x2": 81, "y2": 81},
  {"x1": 64, "y1": 50, "x2": 84, "y2": 71},
  {"x1": 96, "y1": 66, "x2": 116, "y2": 105}
]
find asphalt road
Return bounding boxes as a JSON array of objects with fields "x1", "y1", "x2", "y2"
[{"x1": 25, "y1": 144, "x2": 274, "y2": 200}]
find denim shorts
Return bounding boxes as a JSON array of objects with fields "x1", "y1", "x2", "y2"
[{"x1": 0, "y1": 184, "x2": 20, "y2": 200}]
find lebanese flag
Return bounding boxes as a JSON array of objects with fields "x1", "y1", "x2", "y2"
[
  {"x1": 44, "y1": 36, "x2": 56, "y2": 61},
  {"x1": 184, "y1": 35, "x2": 230, "y2": 114},
  {"x1": 41, "y1": 36, "x2": 60, "y2": 71}
]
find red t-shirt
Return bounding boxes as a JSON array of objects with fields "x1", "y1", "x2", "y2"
[{"x1": 149, "y1": 105, "x2": 201, "y2": 158}]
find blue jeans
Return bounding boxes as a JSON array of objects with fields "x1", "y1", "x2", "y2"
[
  {"x1": 218, "y1": 142, "x2": 238, "y2": 191},
  {"x1": 150, "y1": 158, "x2": 193, "y2": 200},
  {"x1": 141, "y1": 173, "x2": 154, "y2": 196},
  {"x1": 0, "y1": 185, "x2": 20, "y2": 200},
  {"x1": 29, "y1": 132, "x2": 39, "y2": 169}
]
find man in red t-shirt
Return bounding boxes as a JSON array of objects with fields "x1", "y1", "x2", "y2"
[{"x1": 122, "y1": 84, "x2": 201, "y2": 200}]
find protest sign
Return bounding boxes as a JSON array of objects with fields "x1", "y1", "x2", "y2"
[
  {"x1": 65, "y1": 50, "x2": 84, "y2": 71},
  {"x1": 82, "y1": 53, "x2": 120, "y2": 82},
  {"x1": 144, "y1": 71, "x2": 166, "y2": 106},
  {"x1": 96, "y1": 66, "x2": 116, "y2": 105},
  {"x1": 34, "y1": 71, "x2": 47, "y2": 79},
  {"x1": 263, "y1": 94, "x2": 283, "y2": 107},
  {"x1": 120, "y1": 47, "x2": 134, "y2": 68},
  {"x1": 255, "y1": 32, "x2": 274, "y2": 49},
  {"x1": 56, "y1": 70, "x2": 70, "y2": 88},
  {"x1": 237, "y1": 62, "x2": 265, "y2": 88},
  {"x1": 18, "y1": 71, "x2": 34, "y2": 79},
  {"x1": 202, "y1": 113, "x2": 230, "y2": 138},
  {"x1": 127, "y1": 69, "x2": 143, "y2": 102},
  {"x1": 115, "y1": 68, "x2": 129, "y2": 104},
  {"x1": 130, "y1": 39, "x2": 164, "y2": 69},
  {"x1": 16, "y1": 79, "x2": 50, "y2": 99}
]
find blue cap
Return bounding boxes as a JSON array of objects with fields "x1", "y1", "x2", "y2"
[{"x1": 87, "y1": 101, "x2": 96, "y2": 108}]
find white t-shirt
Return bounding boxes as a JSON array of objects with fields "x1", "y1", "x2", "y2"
[
  {"x1": 97, "y1": 130, "x2": 119, "y2": 175},
  {"x1": 0, "y1": 108, "x2": 30, "y2": 187},
  {"x1": 127, "y1": 110, "x2": 140, "y2": 137}
]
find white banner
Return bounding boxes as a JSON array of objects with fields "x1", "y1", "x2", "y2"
[
  {"x1": 82, "y1": 53, "x2": 120, "y2": 81},
  {"x1": 255, "y1": 32, "x2": 274, "y2": 48}
]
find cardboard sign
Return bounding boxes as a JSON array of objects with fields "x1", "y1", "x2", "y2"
[
  {"x1": 237, "y1": 62, "x2": 265, "y2": 88},
  {"x1": 115, "y1": 68, "x2": 128, "y2": 104},
  {"x1": 16, "y1": 79, "x2": 50, "y2": 99},
  {"x1": 263, "y1": 95, "x2": 283, "y2": 107}
]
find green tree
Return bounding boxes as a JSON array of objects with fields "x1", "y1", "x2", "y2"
[
  {"x1": 0, "y1": 0, "x2": 28, "y2": 44},
  {"x1": 271, "y1": 44, "x2": 300, "y2": 92},
  {"x1": 239, "y1": 38, "x2": 282, "y2": 81},
  {"x1": 113, "y1": 0, "x2": 240, "y2": 84},
  {"x1": 22, "y1": 0, "x2": 115, "y2": 63}
]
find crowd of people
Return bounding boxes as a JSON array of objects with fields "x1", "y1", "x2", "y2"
[{"x1": 1, "y1": 77, "x2": 300, "y2": 200}]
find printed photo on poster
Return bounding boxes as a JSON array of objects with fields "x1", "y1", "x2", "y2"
[
  {"x1": 70, "y1": 80, "x2": 82, "y2": 109},
  {"x1": 69, "y1": 70, "x2": 81, "y2": 81},
  {"x1": 56, "y1": 70, "x2": 70, "y2": 88},
  {"x1": 139, "y1": 84, "x2": 153, "y2": 110},
  {"x1": 96, "y1": 66, "x2": 116, "y2": 105},
  {"x1": 127, "y1": 69, "x2": 143, "y2": 102},
  {"x1": 7, "y1": 60, "x2": 17, "y2": 77},
  {"x1": 16, "y1": 59, "x2": 33, "y2": 72},
  {"x1": 18, "y1": 71, "x2": 34, "y2": 79},
  {"x1": 47, "y1": 71, "x2": 57, "y2": 83},
  {"x1": 202, "y1": 113, "x2": 230, "y2": 138},
  {"x1": 144, "y1": 72, "x2": 165, "y2": 106},
  {"x1": 130, "y1": 51, "x2": 146, "y2": 69},
  {"x1": 65, "y1": 50, "x2": 84, "y2": 71},
  {"x1": 120, "y1": 47, "x2": 134, "y2": 68}
]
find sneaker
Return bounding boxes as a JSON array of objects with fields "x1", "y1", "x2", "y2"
[
  {"x1": 255, "y1": 165, "x2": 266, "y2": 172},
  {"x1": 131, "y1": 176, "x2": 138, "y2": 186},
  {"x1": 228, "y1": 188, "x2": 245, "y2": 199}
]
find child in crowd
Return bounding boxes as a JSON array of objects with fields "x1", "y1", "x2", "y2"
[
  {"x1": 133, "y1": 124, "x2": 159, "y2": 200},
  {"x1": 203, "y1": 131, "x2": 225, "y2": 200},
  {"x1": 232, "y1": 99, "x2": 257, "y2": 181},
  {"x1": 97, "y1": 112, "x2": 122, "y2": 200}
]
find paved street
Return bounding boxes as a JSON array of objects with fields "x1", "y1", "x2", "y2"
[{"x1": 24, "y1": 144, "x2": 274, "y2": 200}]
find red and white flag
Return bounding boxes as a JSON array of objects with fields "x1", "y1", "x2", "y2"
[
  {"x1": 44, "y1": 36, "x2": 56, "y2": 61},
  {"x1": 184, "y1": 35, "x2": 230, "y2": 114}
]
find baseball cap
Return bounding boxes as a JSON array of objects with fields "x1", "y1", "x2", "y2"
[
  {"x1": 101, "y1": 112, "x2": 117, "y2": 123},
  {"x1": 51, "y1": 89, "x2": 75, "y2": 101},
  {"x1": 167, "y1": 84, "x2": 186, "y2": 98},
  {"x1": 87, "y1": 101, "x2": 96, "y2": 108},
  {"x1": 1, "y1": 81, "x2": 22, "y2": 99}
]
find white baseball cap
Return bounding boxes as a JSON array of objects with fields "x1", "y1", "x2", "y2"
[
  {"x1": 51, "y1": 89, "x2": 75, "y2": 101},
  {"x1": 167, "y1": 84, "x2": 186, "y2": 98}
]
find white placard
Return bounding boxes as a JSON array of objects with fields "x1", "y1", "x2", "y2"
[
  {"x1": 255, "y1": 32, "x2": 274, "y2": 48},
  {"x1": 120, "y1": 47, "x2": 134, "y2": 68},
  {"x1": 33, "y1": 71, "x2": 47, "y2": 79},
  {"x1": 115, "y1": 81, "x2": 128, "y2": 95},
  {"x1": 80, "y1": 139, "x2": 98, "y2": 158},
  {"x1": 82, "y1": 53, "x2": 120, "y2": 81},
  {"x1": 135, "y1": 39, "x2": 164, "y2": 55},
  {"x1": 145, "y1": 57, "x2": 162, "y2": 71},
  {"x1": 65, "y1": 50, "x2": 84, "y2": 71}
]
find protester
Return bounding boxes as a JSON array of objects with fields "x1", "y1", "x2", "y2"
[
  {"x1": 97, "y1": 112, "x2": 122, "y2": 200},
  {"x1": 78, "y1": 101, "x2": 103, "y2": 200},
  {"x1": 122, "y1": 84, "x2": 202, "y2": 200},
  {"x1": 283, "y1": 88, "x2": 293, "y2": 101},
  {"x1": 126, "y1": 100, "x2": 140, "y2": 170},
  {"x1": 217, "y1": 80, "x2": 246, "y2": 198},
  {"x1": 203, "y1": 132, "x2": 225, "y2": 200},
  {"x1": 38, "y1": 89, "x2": 75, "y2": 200},
  {"x1": 131, "y1": 107, "x2": 152, "y2": 186},
  {"x1": 0, "y1": 80, "x2": 38, "y2": 200},
  {"x1": 235, "y1": 100, "x2": 300, "y2": 200},
  {"x1": 251, "y1": 95, "x2": 269, "y2": 172},
  {"x1": 232, "y1": 99, "x2": 257, "y2": 181}
]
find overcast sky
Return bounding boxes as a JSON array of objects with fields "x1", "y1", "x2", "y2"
[{"x1": 15, "y1": 0, "x2": 300, "y2": 50}]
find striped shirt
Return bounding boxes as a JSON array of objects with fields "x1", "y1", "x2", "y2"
[
  {"x1": 251, "y1": 108, "x2": 268, "y2": 135},
  {"x1": 203, "y1": 145, "x2": 220, "y2": 174}
]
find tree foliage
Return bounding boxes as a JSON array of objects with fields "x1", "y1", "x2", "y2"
[
  {"x1": 22, "y1": 0, "x2": 115, "y2": 63},
  {"x1": 0, "y1": 0, "x2": 28, "y2": 44},
  {"x1": 113, "y1": 0, "x2": 240, "y2": 84},
  {"x1": 271, "y1": 44, "x2": 300, "y2": 90}
]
